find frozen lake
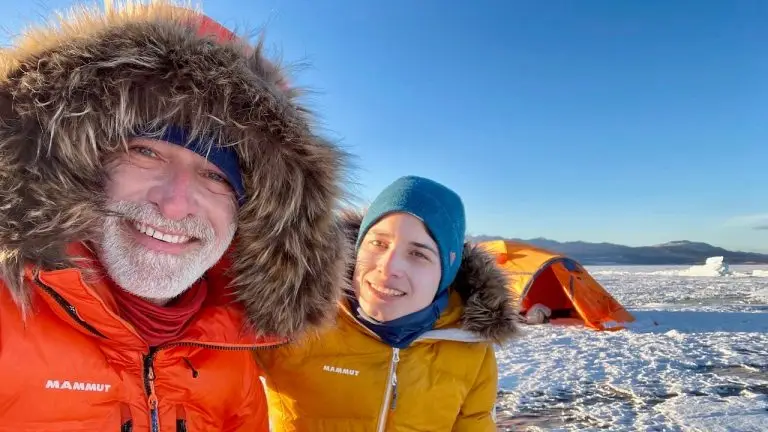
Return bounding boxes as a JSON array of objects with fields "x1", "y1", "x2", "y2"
[{"x1": 495, "y1": 264, "x2": 768, "y2": 431}]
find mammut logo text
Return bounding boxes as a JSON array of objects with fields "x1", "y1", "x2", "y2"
[
  {"x1": 45, "y1": 380, "x2": 112, "y2": 392},
  {"x1": 322, "y1": 365, "x2": 360, "y2": 376}
]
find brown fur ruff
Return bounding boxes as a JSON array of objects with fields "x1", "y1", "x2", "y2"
[
  {"x1": 340, "y1": 209, "x2": 520, "y2": 343},
  {"x1": 0, "y1": 1, "x2": 351, "y2": 340}
]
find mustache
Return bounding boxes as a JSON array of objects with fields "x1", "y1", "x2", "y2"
[{"x1": 105, "y1": 201, "x2": 215, "y2": 241}]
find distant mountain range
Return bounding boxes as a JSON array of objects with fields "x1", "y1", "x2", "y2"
[{"x1": 467, "y1": 237, "x2": 768, "y2": 265}]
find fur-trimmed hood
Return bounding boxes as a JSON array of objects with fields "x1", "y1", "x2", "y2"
[
  {"x1": 340, "y1": 210, "x2": 520, "y2": 343},
  {"x1": 0, "y1": 1, "x2": 349, "y2": 340}
]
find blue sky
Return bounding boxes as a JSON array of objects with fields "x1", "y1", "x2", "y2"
[{"x1": 1, "y1": 0, "x2": 766, "y2": 252}]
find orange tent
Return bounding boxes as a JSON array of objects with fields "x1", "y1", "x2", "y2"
[{"x1": 478, "y1": 240, "x2": 635, "y2": 331}]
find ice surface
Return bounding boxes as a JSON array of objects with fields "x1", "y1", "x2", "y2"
[
  {"x1": 495, "y1": 263, "x2": 768, "y2": 431},
  {"x1": 591, "y1": 261, "x2": 768, "y2": 279}
]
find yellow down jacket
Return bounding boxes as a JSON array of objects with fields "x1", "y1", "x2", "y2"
[{"x1": 255, "y1": 212, "x2": 520, "y2": 431}]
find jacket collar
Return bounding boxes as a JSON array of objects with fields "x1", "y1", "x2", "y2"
[{"x1": 27, "y1": 243, "x2": 286, "y2": 351}]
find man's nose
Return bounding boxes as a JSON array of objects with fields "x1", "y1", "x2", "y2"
[{"x1": 148, "y1": 167, "x2": 199, "y2": 220}]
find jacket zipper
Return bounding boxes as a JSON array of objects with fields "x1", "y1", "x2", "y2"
[
  {"x1": 176, "y1": 419, "x2": 188, "y2": 432},
  {"x1": 143, "y1": 347, "x2": 161, "y2": 432},
  {"x1": 375, "y1": 348, "x2": 400, "y2": 432},
  {"x1": 35, "y1": 275, "x2": 108, "y2": 338},
  {"x1": 176, "y1": 405, "x2": 189, "y2": 432},
  {"x1": 120, "y1": 402, "x2": 134, "y2": 431}
]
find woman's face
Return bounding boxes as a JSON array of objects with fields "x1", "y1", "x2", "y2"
[{"x1": 353, "y1": 213, "x2": 442, "y2": 322}]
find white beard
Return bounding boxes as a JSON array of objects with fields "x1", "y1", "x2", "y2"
[{"x1": 97, "y1": 201, "x2": 236, "y2": 302}]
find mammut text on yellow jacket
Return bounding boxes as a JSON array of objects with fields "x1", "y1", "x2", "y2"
[{"x1": 256, "y1": 212, "x2": 521, "y2": 431}]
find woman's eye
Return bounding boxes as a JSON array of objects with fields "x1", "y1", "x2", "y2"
[{"x1": 369, "y1": 239, "x2": 386, "y2": 248}]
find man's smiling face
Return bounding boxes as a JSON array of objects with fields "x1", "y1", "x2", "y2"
[{"x1": 97, "y1": 138, "x2": 238, "y2": 303}]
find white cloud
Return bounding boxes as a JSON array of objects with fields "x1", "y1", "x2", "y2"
[{"x1": 724, "y1": 213, "x2": 768, "y2": 230}]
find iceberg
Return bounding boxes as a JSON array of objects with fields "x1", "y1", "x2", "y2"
[{"x1": 678, "y1": 256, "x2": 731, "y2": 277}]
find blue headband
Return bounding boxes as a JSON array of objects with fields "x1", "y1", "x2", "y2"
[{"x1": 138, "y1": 125, "x2": 246, "y2": 205}]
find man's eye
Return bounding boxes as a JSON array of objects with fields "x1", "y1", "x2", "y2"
[
  {"x1": 130, "y1": 146, "x2": 158, "y2": 158},
  {"x1": 204, "y1": 171, "x2": 229, "y2": 184}
]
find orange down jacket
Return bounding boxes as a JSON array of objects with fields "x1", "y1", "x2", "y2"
[{"x1": 0, "y1": 254, "x2": 284, "y2": 431}]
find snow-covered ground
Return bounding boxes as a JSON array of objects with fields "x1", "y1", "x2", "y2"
[{"x1": 495, "y1": 261, "x2": 768, "y2": 431}]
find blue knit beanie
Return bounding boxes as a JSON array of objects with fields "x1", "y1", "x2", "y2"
[
  {"x1": 137, "y1": 125, "x2": 246, "y2": 205},
  {"x1": 356, "y1": 175, "x2": 466, "y2": 295}
]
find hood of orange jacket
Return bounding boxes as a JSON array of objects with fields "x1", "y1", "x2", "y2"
[{"x1": 0, "y1": 0, "x2": 349, "y2": 340}]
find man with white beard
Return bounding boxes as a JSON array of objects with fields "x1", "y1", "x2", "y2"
[{"x1": 0, "y1": 3, "x2": 348, "y2": 431}]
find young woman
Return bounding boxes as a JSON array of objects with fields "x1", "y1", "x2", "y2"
[{"x1": 256, "y1": 175, "x2": 520, "y2": 431}]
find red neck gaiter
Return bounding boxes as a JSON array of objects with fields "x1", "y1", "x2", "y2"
[{"x1": 111, "y1": 279, "x2": 209, "y2": 347}]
